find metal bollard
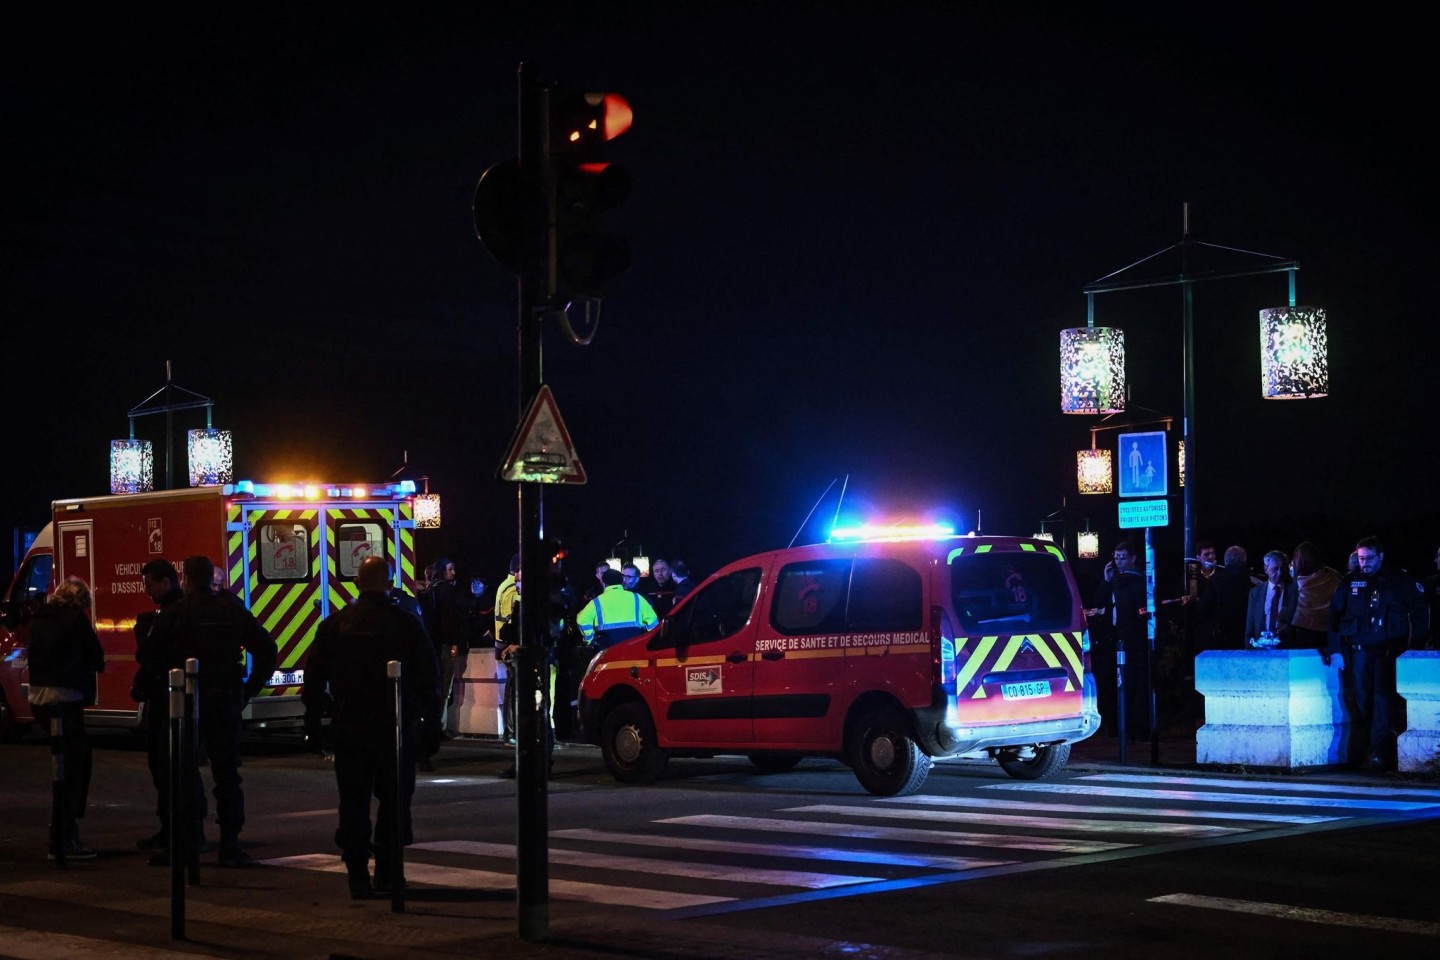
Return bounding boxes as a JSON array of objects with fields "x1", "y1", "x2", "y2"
[
  {"x1": 49, "y1": 714, "x2": 67, "y2": 869},
  {"x1": 184, "y1": 658, "x2": 200, "y2": 885},
  {"x1": 167, "y1": 667, "x2": 186, "y2": 940},
  {"x1": 1116, "y1": 641, "x2": 1128, "y2": 766},
  {"x1": 388, "y1": 659, "x2": 404, "y2": 914}
]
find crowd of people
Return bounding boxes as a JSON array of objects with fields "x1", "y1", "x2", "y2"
[
  {"x1": 27, "y1": 532, "x2": 1436, "y2": 895},
  {"x1": 1087, "y1": 535, "x2": 1437, "y2": 773}
]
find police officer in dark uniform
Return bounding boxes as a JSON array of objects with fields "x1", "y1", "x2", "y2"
[
  {"x1": 1092, "y1": 540, "x2": 1151, "y2": 739},
  {"x1": 145, "y1": 555, "x2": 277, "y2": 867},
  {"x1": 132, "y1": 558, "x2": 183, "y2": 851},
  {"x1": 303, "y1": 555, "x2": 441, "y2": 899},
  {"x1": 1327, "y1": 536, "x2": 1429, "y2": 771}
]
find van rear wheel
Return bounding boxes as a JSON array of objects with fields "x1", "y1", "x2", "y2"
[
  {"x1": 847, "y1": 707, "x2": 931, "y2": 796},
  {"x1": 997, "y1": 742, "x2": 1070, "y2": 780},
  {"x1": 600, "y1": 702, "x2": 668, "y2": 784}
]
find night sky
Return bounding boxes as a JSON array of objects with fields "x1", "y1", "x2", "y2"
[{"x1": 4, "y1": 3, "x2": 1436, "y2": 593}]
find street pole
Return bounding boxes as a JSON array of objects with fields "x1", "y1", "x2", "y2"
[
  {"x1": 1083, "y1": 203, "x2": 1300, "y2": 585},
  {"x1": 514, "y1": 59, "x2": 550, "y2": 943}
]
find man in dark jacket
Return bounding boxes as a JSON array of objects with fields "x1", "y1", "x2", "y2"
[
  {"x1": 1091, "y1": 541, "x2": 1151, "y2": 739},
  {"x1": 1188, "y1": 545, "x2": 1258, "y2": 650},
  {"x1": 1328, "y1": 536, "x2": 1429, "y2": 771},
  {"x1": 132, "y1": 558, "x2": 183, "y2": 851},
  {"x1": 27, "y1": 576, "x2": 105, "y2": 859},
  {"x1": 303, "y1": 555, "x2": 441, "y2": 898},
  {"x1": 143, "y1": 555, "x2": 276, "y2": 867}
]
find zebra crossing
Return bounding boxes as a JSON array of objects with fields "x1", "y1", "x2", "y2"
[{"x1": 260, "y1": 773, "x2": 1440, "y2": 916}]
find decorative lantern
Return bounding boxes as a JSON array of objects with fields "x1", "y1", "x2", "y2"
[
  {"x1": 414, "y1": 493, "x2": 442, "y2": 529},
  {"x1": 631, "y1": 552, "x2": 651, "y2": 577},
  {"x1": 1077, "y1": 530, "x2": 1100, "y2": 560},
  {"x1": 1032, "y1": 531, "x2": 1055, "y2": 543},
  {"x1": 109, "y1": 439, "x2": 154, "y2": 494},
  {"x1": 1260, "y1": 306, "x2": 1328, "y2": 399},
  {"x1": 1060, "y1": 326, "x2": 1126, "y2": 414},
  {"x1": 1077, "y1": 448, "x2": 1114, "y2": 495},
  {"x1": 187, "y1": 428, "x2": 234, "y2": 486}
]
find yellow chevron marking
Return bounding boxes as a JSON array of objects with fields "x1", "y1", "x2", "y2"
[
  {"x1": 1020, "y1": 543, "x2": 1036, "y2": 552},
  {"x1": 250, "y1": 583, "x2": 280, "y2": 614},
  {"x1": 1050, "y1": 631, "x2": 1084, "y2": 677},
  {"x1": 280, "y1": 633, "x2": 313, "y2": 670},
  {"x1": 955, "y1": 636, "x2": 995, "y2": 693},
  {"x1": 1024, "y1": 634, "x2": 1065, "y2": 670},
  {"x1": 261, "y1": 584, "x2": 309, "y2": 634}
]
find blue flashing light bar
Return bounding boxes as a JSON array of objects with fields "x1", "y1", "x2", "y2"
[
  {"x1": 829, "y1": 521, "x2": 957, "y2": 543},
  {"x1": 225, "y1": 481, "x2": 413, "y2": 500}
]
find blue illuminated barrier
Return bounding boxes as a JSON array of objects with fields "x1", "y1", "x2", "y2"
[
  {"x1": 1195, "y1": 649, "x2": 1350, "y2": 769},
  {"x1": 1398, "y1": 651, "x2": 1440, "y2": 774}
]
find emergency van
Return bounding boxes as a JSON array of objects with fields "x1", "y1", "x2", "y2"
[
  {"x1": 578, "y1": 526, "x2": 1099, "y2": 796},
  {"x1": 0, "y1": 480, "x2": 420, "y2": 738}
]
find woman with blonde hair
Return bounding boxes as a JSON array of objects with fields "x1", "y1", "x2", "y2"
[
  {"x1": 1289, "y1": 542, "x2": 1342, "y2": 651},
  {"x1": 27, "y1": 576, "x2": 105, "y2": 860}
]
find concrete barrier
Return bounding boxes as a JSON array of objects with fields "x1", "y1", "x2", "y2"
[
  {"x1": 454, "y1": 647, "x2": 504, "y2": 736},
  {"x1": 1195, "y1": 649, "x2": 1350, "y2": 768},
  {"x1": 1398, "y1": 650, "x2": 1440, "y2": 774}
]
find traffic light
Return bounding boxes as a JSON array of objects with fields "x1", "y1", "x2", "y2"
[{"x1": 545, "y1": 87, "x2": 632, "y2": 303}]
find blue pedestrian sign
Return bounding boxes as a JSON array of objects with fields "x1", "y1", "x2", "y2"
[{"x1": 1117, "y1": 431, "x2": 1168, "y2": 498}]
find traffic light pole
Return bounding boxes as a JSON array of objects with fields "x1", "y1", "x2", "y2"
[{"x1": 514, "y1": 59, "x2": 550, "y2": 943}]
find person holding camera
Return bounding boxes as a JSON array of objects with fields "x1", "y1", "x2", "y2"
[{"x1": 303, "y1": 555, "x2": 441, "y2": 899}]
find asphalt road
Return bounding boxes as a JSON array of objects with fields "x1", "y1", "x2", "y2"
[{"x1": 1, "y1": 730, "x2": 1437, "y2": 960}]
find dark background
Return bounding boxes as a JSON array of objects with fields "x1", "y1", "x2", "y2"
[{"x1": 3, "y1": 2, "x2": 1435, "y2": 594}]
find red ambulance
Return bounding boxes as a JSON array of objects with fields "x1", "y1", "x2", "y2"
[{"x1": 0, "y1": 480, "x2": 420, "y2": 738}]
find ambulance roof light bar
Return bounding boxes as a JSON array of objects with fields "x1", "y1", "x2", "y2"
[
  {"x1": 225, "y1": 480, "x2": 416, "y2": 500},
  {"x1": 829, "y1": 521, "x2": 958, "y2": 543}
]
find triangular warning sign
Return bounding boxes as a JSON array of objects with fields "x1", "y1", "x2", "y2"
[{"x1": 498, "y1": 385, "x2": 587, "y2": 484}]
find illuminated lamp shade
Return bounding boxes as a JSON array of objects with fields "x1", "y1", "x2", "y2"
[
  {"x1": 1260, "y1": 306, "x2": 1328, "y2": 399},
  {"x1": 1077, "y1": 448, "x2": 1114, "y2": 495},
  {"x1": 187, "y1": 428, "x2": 234, "y2": 486},
  {"x1": 414, "y1": 492, "x2": 442, "y2": 529},
  {"x1": 109, "y1": 439, "x2": 154, "y2": 494},
  {"x1": 605, "y1": 557, "x2": 622, "y2": 572},
  {"x1": 1033, "y1": 532, "x2": 1055, "y2": 543},
  {"x1": 631, "y1": 553, "x2": 650, "y2": 577},
  {"x1": 1060, "y1": 327, "x2": 1126, "y2": 414},
  {"x1": 1177, "y1": 439, "x2": 1186, "y2": 487},
  {"x1": 1077, "y1": 531, "x2": 1100, "y2": 560}
]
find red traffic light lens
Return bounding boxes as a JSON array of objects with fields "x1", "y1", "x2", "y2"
[{"x1": 601, "y1": 94, "x2": 632, "y2": 140}]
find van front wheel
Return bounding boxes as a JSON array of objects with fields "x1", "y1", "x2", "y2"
[
  {"x1": 600, "y1": 702, "x2": 668, "y2": 784},
  {"x1": 997, "y1": 742, "x2": 1070, "y2": 780},
  {"x1": 847, "y1": 708, "x2": 931, "y2": 796}
]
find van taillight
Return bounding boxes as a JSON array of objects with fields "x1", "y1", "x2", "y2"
[{"x1": 930, "y1": 606, "x2": 956, "y2": 687}]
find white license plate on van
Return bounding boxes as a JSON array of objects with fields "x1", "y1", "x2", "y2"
[{"x1": 1001, "y1": 680, "x2": 1050, "y2": 700}]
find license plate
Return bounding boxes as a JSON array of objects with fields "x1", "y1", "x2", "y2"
[
  {"x1": 267, "y1": 669, "x2": 303, "y2": 687},
  {"x1": 1001, "y1": 680, "x2": 1050, "y2": 700}
]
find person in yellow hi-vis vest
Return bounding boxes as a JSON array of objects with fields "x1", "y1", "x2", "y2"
[{"x1": 576, "y1": 569, "x2": 658, "y2": 650}]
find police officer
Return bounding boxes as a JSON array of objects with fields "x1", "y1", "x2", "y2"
[
  {"x1": 145, "y1": 555, "x2": 277, "y2": 867},
  {"x1": 1091, "y1": 540, "x2": 1151, "y2": 739},
  {"x1": 1327, "y1": 536, "x2": 1429, "y2": 771},
  {"x1": 576, "y1": 568, "x2": 658, "y2": 651},
  {"x1": 132, "y1": 558, "x2": 183, "y2": 852},
  {"x1": 302, "y1": 556, "x2": 441, "y2": 899}
]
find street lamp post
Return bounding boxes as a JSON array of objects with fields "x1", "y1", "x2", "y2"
[{"x1": 1071, "y1": 203, "x2": 1325, "y2": 570}]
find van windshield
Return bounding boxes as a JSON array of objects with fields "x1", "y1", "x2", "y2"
[{"x1": 950, "y1": 552, "x2": 1072, "y2": 633}]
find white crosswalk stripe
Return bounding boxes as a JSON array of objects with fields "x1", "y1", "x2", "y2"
[{"x1": 258, "y1": 775, "x2": 1440, "y2": 914}]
